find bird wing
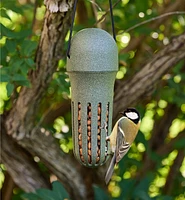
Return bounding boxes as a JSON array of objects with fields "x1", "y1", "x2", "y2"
[{"x1": 115, "y1": 119, "x2": 130, "y2": 163}]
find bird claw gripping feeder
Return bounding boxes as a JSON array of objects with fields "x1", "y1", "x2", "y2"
[{"x1": 66, "y1": 1, "x2": 118, "y2": 167}]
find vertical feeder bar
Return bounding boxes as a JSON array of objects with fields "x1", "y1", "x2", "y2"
[{"x1": 67, "y1": 28, "x2": 118, "y2": 167}]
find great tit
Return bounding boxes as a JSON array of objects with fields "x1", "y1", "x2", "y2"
[{"x1": 105, "y1": 108, "x2": 141, "y2": 184}]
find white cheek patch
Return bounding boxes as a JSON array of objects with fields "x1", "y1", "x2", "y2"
[{"x1": 125, "y1": 112, "x2": 138, "y2": 120}]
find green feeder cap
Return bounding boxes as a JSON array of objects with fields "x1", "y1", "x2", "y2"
[{"x1": 67, "y1": 28, "x2": 118, "y2": 72}]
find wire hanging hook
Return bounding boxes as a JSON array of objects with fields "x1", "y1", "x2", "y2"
[
  {"x1": 66, "y1": 0, "x2": 116, "y2": 58},
  {"x1": 109, "y1": 0, "x2": 116, "y2": 41},
  {"x1": 67, "y1": 0, "x2": 78, "y2": 58}
]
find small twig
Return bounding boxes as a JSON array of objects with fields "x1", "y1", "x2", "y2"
[
  {"x1": 87, "y1": 0, "x2": 102, "y2": 11},
  {"x1": 121, "y1": 11, "x2": 185, "y2": 34},
  {"x1": 91, "y1": 0, "x2": 99, "y2": 23},
  {"x1": 90, "y1": 0, "x2": 103, "y2": 28},
  {"x1": 94, "y1": 0, "x2": 121, "y2": 26},
  {"x1": 31, "y1": 0, "x2": 39, "y2": 33}
]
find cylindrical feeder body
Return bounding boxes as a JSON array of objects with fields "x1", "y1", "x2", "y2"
[{"x1": 67, "y1": 28, "x2": 118, "y2": 167}]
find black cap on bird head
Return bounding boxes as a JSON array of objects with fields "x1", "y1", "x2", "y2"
[{"x1": 120, "y1": 108, "x2": 140, "y2": 124}]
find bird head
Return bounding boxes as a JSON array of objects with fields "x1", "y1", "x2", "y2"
[{"x1": 120, "y1": 108, "x2": 140, "y2": 124}]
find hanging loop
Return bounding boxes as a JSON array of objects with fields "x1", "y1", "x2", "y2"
[{"x1": 67, "y1": 0, "x2": 116, "y2": 58}]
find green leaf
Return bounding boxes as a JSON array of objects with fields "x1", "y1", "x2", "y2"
[
  {"x1": 6, "y1": 83, "x2": 14, "y2": 97},
  {"x1": 0, "y1": 46, "x2": 8, "y2": 64},
  {"x1": 10, "y1": 59, "x2": 24, "y2": 73},
  {"x1": 0, "y1": 8, "x2": 11, "y2": 20},
  {"x1": 16, "y1": 80, "x2": 30, "y2": 87},
  {"x1": 22, "y1": 182, "x2": 70, "y2": 200},
  {"x1": 133, "y1": 174, "x2": 154, "y2": 199},
  {"x1": 0, "y1": 23, "x2": 18, "y2": 38},
  {"x1": 155, "y1": 195, "x2": 173, "y2": 200},
  {"x1": 24, "y1": 58, "x2": 35, "y2": 68},
  {"x1": 21, "y1": 40, "x2": 37, "y2": 56},
  {"x1": 11, "y1": 74, "x2": 28, "y2": 81},
  {"x1": 1, "y1": 74, "x2": 10, "y2": 82},
  {"x1": 135, "y1": 0, "x2": 149, "y2": 12},
  {"x1": 133, "y1": 190, "x2": 151, "y2": 200},
  {"x1": 21, "y1": 193, "x2": 40, "y2": 200},
  {"x1": 0, "y1": 23, "x2": 31, "y2": 39},
  {"x1": 36, "y1": 189, "x2": 58, "y2": 200},
  {"x1": 52, "y1": 181, "x2": 69, "y2": 199},
  {"x1": 6, "y1": 39, "x2": 17, "y2": 52},
  {"x1": 174, "y1": 138, "x2": 185, "y2": 149},
  {"x1": 1, "y1": 0, "x2": 24, "y2": 14},
  {"x1": 118, "y1": 179, "x2": 137, "y2": 200},
  {"x1": 0, "y1": 67, "x2": 11, "y2": 82},
  {"x1": 161, "y1": 87, "x2": 176, "y2": 103}
]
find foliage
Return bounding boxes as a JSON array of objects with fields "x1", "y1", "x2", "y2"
[
  {"x1": 1, "y1": 0, "x2": 185, "y2": 200},
  {"x1": 22, "y1": 181, "x2": 70, "y2": 200}
]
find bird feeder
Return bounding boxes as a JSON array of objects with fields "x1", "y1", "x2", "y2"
[{"x1": 67, "y1": 28, "x2": 118, "y2": 167}]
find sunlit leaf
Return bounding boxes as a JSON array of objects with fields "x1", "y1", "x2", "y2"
[
  {"x1": 0, "y1": 8, "x2": 11, "y2": 20},
  {"x1": 0, "y1": 23, "x2": 31, "y2": 39}
]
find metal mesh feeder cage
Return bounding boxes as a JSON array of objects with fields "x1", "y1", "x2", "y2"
[{"x1": 67, "y1": 28, "x2": 118, "y2": 167}]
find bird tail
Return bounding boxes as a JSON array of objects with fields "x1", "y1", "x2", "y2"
[{"x1": 105, "y1": 153, "x2": 116, "y2": 185}]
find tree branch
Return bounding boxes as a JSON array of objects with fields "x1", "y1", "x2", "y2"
[
  {"x1": 135, "y1": 131, "x2": 185, "y2": 178},
  {"x1": 163, "y1": 149, "x2": 185, "y2": 195},
  {"x1": 150, "y1": 103, "x2": 180, "y2": 150},
  {"x1": 2, "y1": 113, "x2": 94, "y2": 199},
  {"x1": 41, "y1": 99, "x2": 71, "y2": 126},
  {"x1": 76, "y1": 0, "x2": 88, "y2": 25},
  {"x1": 93, "y1": 0, "x2": 121, "y2": 26},
  {"x1": 156, "y1": 131, "x2": 185, "y2": 156},
  {"x1": 18, "y1": 127, "x2": 94, "y2": 200},
  {"x1": 120, "y1": 0, "x2": 185, "y2": 54},
  {"x1": 1, "y1": 116, "x2": 50, "y2": 192},
  {"x1": 1, "y1": 172, "x2": 15, "y2": 200},
  {"x1": 113, "y1": 32, "x2": 185, "y2": 122},
  {"x1": 123, "y1": 11, "x2": 185, "y2": 34}
]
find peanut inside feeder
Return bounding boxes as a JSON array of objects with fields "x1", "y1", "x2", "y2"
[{"x1": 67, "y1": 28, "x2": 118, "y2": 167}]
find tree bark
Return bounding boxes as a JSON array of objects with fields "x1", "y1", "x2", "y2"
[
  {"x1": 1, "y1": 173, "x2": 15, "y2": 200},
  {"x1": 1, "y1": 117, "x2": 50, "y2": 192}
]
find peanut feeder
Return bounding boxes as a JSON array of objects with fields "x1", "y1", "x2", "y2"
[{"x1": 67, "y1": 28, "x2": 118, "y2": 167}]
